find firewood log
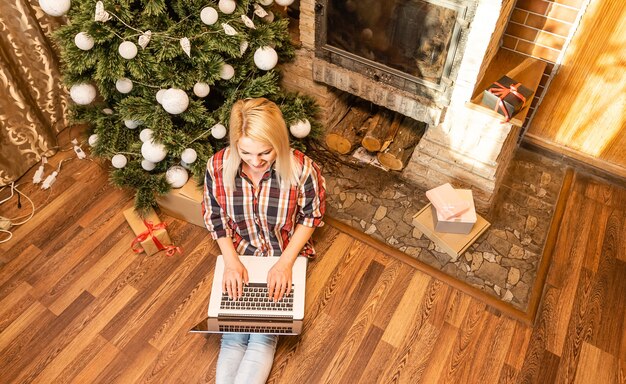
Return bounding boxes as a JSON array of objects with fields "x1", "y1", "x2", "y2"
[
  {"x1": 325, "y1": 105, "x2": 371, "y2": 154},
  {"x1": 362, "y1": 110, "x2": 402, "y2": 152},
  {"x1": 377, "y1": 118, "x2": 425, "y2": 170}
]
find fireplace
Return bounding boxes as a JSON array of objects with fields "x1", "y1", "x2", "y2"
[{"x1": 315, "y1": 0, "x2": 471, "y2": 106}]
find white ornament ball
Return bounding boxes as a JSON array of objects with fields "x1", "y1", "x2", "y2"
[
  {"x1": 218, "y1": 0, "x2": 236, "y2": 14},
  {"x1": 220, "y1": 64, "x2": 235, "y2": 80},
  {"x1": 118, "y1": 41, "x2": 138, "y2": 60},
  {"x1": 166, "y1": 165, "x2": 189, "y2": 188},
  {"x1": 211, "y1": 123, "x2": 227, "y2": 139},
  {"x1": 88, "y1": 134, "x2": 98, "y2": 147},
  {"x1": 161, "y1": 88, "x2": 189, "y2": 115},
  {"x1": 289, "y1": 119, "x2": 311, "y2": 138},
  {"x1": 124, "y1": 119, "x2": 142, "y2": 129},
  {"x1": 74, "y1": 32, "x2": 94, "y2": 51},
  {"x1": 141, "y1": 159, "x2": 157, "y2": 171},
  {"x1": 275, "y1": 0, "x2": 295, "y2": 6},
  {"x1": 69, "y1": 83, "x2": 97, "y2": 105},
  {"x1": 141, "y1": 140, "x2": 168, "y2": 163},
  {"x1": 253, "y1": 46, "x2": 278, "y2": 71},
  {"x1": 115, "y1": 77, "x2": 133, "y2": 94},
  {"x1": 180, "y1": 160, "x2": 192, "y2": 170},
  {"x1": 139, "y1": 128, "x2": 153, "y2": 142},
  {"x1": 200, "y1": 6, "x2": 219, "y2": 25},
  {"x1": 259, "y1": 0, "x2": 273, "y2": 5},
  {"x1": 156, "y1": 89, "x2": 166, "y2": 104},
  {"x1": 181, "y1": 148, "x2": 198, "y2": 164},
  {"x1": 262, "y1": 11, "x2": 275, "y2": 23},
  {"x1": 39, "y1": 0, "x2": 71, "y2": 16},
  {"x1": 111, "y1": 154, "x2": 128, "y2": 169},
  {"x1": 193, "y1": 82, "x2": 210, "y2": 98},
  {"x1": 102, "y1": 108, "x2": 114, "y2": 115}
]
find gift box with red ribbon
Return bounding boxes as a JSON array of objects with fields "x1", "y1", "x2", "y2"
[
  {"x1": 481, "y1": 75, "x2": 534, "y2": 122},
  {"x1": 123, "y1": 207, "x2": 181, "y2": 256}
]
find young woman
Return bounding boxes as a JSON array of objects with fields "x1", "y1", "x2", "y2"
[{"x1": 202, "y1": 98, "x2": 326, "y2": 384}]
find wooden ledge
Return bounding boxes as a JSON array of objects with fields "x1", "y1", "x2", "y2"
[{"x1": 466, "y1": 49, "x2": 547, "y2": 127}]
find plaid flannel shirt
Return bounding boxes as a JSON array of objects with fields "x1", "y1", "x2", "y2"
[{"x1": 203, "y1": 147, "x2": 326, "y2": 257}]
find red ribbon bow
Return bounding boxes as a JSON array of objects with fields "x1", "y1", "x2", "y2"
[
  {"x1": 131, "y1": 220, "x2": 182, "y2": 257},
  {"x1": 488, "y1": 81, "x2": 527, "y2": 122}
]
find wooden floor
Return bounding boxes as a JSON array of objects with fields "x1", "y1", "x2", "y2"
[{"x1": 0, "y1": 155, "x2": 624, "y2": 383}]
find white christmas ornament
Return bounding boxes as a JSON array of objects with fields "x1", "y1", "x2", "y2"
[
  {"x1": 254, "y1": 46, "x2": 278, "y2": 71},
  {"x1": 102, "y1": 108, "x2": 114, "y2": 115},
  {"x1": 161, "y1": 88, "x2": 189, "y2": 114},
  {"x1": 211, "y1": 123, "x2": 227, "y2": 139},
  {"x1": 222, "y1": 23, "x2": 237, "y2": 36},
  {"x1": 124, "y1": 119, "x2": 142, "y2": 129},
  {"x1": 218, "y1": 0, "x2": 236, "y2": 14},
  {"x1": 74, "y1": 32, "x2": 94, "y2": 51},
  {"x1": 241, "y1": 15, "x2": 256, "y2": 29},
  {"x1": 156, "y1": 89, "x2": 166, "y2": 104},
  {"x1": 181, "y1": 148, "x2": 198, "y2": 164},
  {"x1": 139, "y1": 128, "x2": 153, "y2": 142},
  {"x1": 193, "y1": 82, "x2": 210, "y2": 98},
  {"x1": 166, "y1": 165, "x2": 189, "y2": 188},
  {"x1": 200, "y1": 6, "x2": 218, "y2": 25},
  {"x1": 70, "y1": 83, "x2": 97, "y2": 105},
  {"x1": 262, "y1": 11, "x2": 275, "y2": 23},
  {"x1": 118, "y1": 41, "x2": 138, "y2": 59},
  {"x1": 141, "y1": 140, "x2": 167, "y2": 163},
  {"x1": 289, "y1": 119, "x2": 311, "y2": 138},
  {"x1": 88, "y1": 134, "x2": 98, "y2": 147},
  {"x1": 138, "y1": 30, "x2": 152, "y2": 49},
  {"x1": 111, "y1": 154, "x2": 128, "y2": 169},
  {"x1": 259, "y1": 0, "x2": 273, "y2": 5},
  {"x1": 39, "y1": 0, "x2": 71, "y2": 17},
  {"x1": 275, "y1": 0, "x2": 295, "y2": 5},
  {"x1": 115, "y1": 77, "x2": 133, "y2": 93},
  {"x1": 94, "y1": 1, "x2": 111, "y2": 22},
  {"x1": 220, "y1": 64, "x2": 235, "y2": 80},
  {"x1": 180, "y1": 160, "x2": 191, "y2": 170},
  {"x1": 253, "y1": 4, "x2": 269, "y2": 17},
  {"x1": 141, "y1": 159, "x2": 157, "y2": 171},
  {"x1": 180, "y1": 37, "x2": 191, "y2": 57},
  {"x1": 240, "y1": 40, "x2": 249, "y2": 55}
]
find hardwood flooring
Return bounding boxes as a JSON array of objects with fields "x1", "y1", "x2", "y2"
[{"x1": 0, "y1": 155, "x2": 624, "y2": 383}]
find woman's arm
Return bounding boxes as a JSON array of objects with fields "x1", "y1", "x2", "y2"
[
  {"x1": 216, "y1": 237, "x2": 248, "y2": 300},
  {"x1": 267, "y1": 224, "x2": 315, "y2": 301}
]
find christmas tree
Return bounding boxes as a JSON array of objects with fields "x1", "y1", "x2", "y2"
[{"x1": 49, "y1": 0, "x2": 320, "y2": 211}]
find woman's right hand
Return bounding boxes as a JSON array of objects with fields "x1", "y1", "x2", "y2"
[{"x1": 222, "y1": 259, "x2": 249, "y2": 300}]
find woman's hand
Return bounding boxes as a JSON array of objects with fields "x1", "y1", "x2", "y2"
[
  {"x1": 223, "y1": 259, "x2": 248, "y2": 300},
  {"x1": 267, "y1": 259, "x2": 293, "y2": 302}
]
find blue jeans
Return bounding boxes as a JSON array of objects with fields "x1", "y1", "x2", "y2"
[{"x1": 215, "y1": 333, "x2": 279, "y2": 384}]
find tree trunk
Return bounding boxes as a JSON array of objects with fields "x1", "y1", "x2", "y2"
[
  {"x1": 377, "y1": 118, "x2": 425, "y2": 170},
  {"x1": 325, "y1": 105, "x2": 371, "y2": 154}
]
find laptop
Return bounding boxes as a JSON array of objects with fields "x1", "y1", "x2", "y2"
[{"x1": 190, "y1": 255, "x2": 308, "y2": 335}]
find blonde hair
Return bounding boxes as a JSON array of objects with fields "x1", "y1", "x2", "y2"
[{"x1": 222, "y1": 98, "x2": 301, "y2": 190}]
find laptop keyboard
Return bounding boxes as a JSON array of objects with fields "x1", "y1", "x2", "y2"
[
  {"x1": 219, "y1": 324, "x2": 293, "y2": 334},
  {"x1": 220, "y1": 283, "x2": 295, "y2": 311}
]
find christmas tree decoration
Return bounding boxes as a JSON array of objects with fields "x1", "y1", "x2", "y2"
[
  {"x1": 111, "y1": 154, "x2": 128, "y2": 168},
  {"x1": 70, "y1": 83, "x2": 97, "y2": 105},
  {"x1": 200, "y1": 6, "x2": 219, "y2": 25},
  {"x1": 275, "y1": 0, "x2": 295, "y2": 6},
  {"x1": 39, "y1": 0, "x2": 71, "y2": 17},
  {"x1": 139, "y1": 128, "x2": 154, "y2": 142},
  {"x1": 220, "y1": 64, "x2": 235, "y2": 80},
  {"x1": 211, "y1": 123, "x2": 227, "y2": 139},
  {"x1": 218, "y1": 0, "x2": 237, "y2": 14},
  {"x1": 222, "y1": 23, "x2": 238, "y2": 36},
  {"x1": 262, "y1": 11, "x2": 275, "y2": 23},
  {"x1": 161, "y1": 88, "x2": 189, "y2": 115},
  {"x1": 88, "y1": 134, "x2": 99, "y2": 147},
  {"x1": 141, "y1": 140, "x2": 167, "y2": 163},
  {"x1": 181, "y1": 148, "x2": 198, "y2": 164},
  {"x1": 241, "y1": 15, "x2": 256, "y2": 29},
  {"x1": 180, "y1": 160, "x2": 191, "y2": 170},
  {"x1": 124, "y1": 119, "x2": 142, "y2": 129},
  {"x1": 115, "y1": 78, "x2": 133, "y2": 93},
  {"x1": 259, "y1": 0, "x2": 274, "y2": 5},
  {"x1": 74, "y1": 32, "x2": 94, "y2": 51},
  {"x1": 141, "y1": 159, "x2": 157, "y2": 171},
  {"x1": 138, "y1": 31, "x2": 152, "y2": 49},
  {"x1": 240, "y1": 40, "x2": 249, "y2": 55},
  {"x1": 118, "y1": 41, "x2": 138, "y2": 60},
  {"x1": 166, "y1": 165, "x2": 189, "y2": 188},
  {"x1": 180, "y1": 37, "x2": 191, "y2": 57},
  {"x1": 94, "y1": 1, "x2": 111, "y2": 22},
  {"x1": 254, "y1": 46, "x2": 278, "y2": 71},
  {"x1": 253, "y1": 4, "x2": 269, "y2": 18},
  {"x1": 155, "y1": 89, "x2": 166, "y2": 104},
  {"x1": 102, "y1": 108, "x2": 114, "y2": 114},
  {"x1": 193, "y1": 82, "x2": 210, "y2": 98},
  {"x1": 289, "y1": 119, "x2": 311, "y2": 138}
]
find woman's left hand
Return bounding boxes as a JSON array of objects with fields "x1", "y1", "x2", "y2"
[{"x1": 267, "y1": 259, "x2": 293, "y2": 302}]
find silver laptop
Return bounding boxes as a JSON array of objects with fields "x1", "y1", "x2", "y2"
[{"x1": 190, "y1": 255, "x2": 307, "y2": 335}]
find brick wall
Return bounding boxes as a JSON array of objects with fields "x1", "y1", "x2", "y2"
[{"x1": 502, "y1": 0, "x2": 587, "y2": 127}]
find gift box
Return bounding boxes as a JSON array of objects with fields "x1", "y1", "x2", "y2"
[
  {"x1": 156, "y1": 178, "x2": 205, "y2": 228},
  {"x1": 425, "y1": 183, "x2": 470, "y2": 220},
  {"x1": 430, "y1": 189, "x2": 477, "y2": 234},
  {"x1": 123, "y1": 207, "x2": 177, "y2": 256},
  {"x1": 481, "y1": 75, "x2": 534, "y2": 121}
]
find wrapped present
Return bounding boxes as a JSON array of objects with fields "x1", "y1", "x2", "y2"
[
  {"x1": 123, "y1": 207, "x2": 181, "y2": 256},
  {"x1": 431, "y1": 189, "x2": 477, "y2": 234},
  {"x1": 425, "y1": 183, "x2": 470, "y2": 220},
  {"x1": 156, "y1": 178, "x2": 205, "y2": 227},
  {"x1": 481, "y1": 75, "x2": 534, "y2": 122}
]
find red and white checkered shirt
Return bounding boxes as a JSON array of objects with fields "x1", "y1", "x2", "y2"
[{"x1": 203, "y1": 147, "x2": 326, "y2": 257}]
